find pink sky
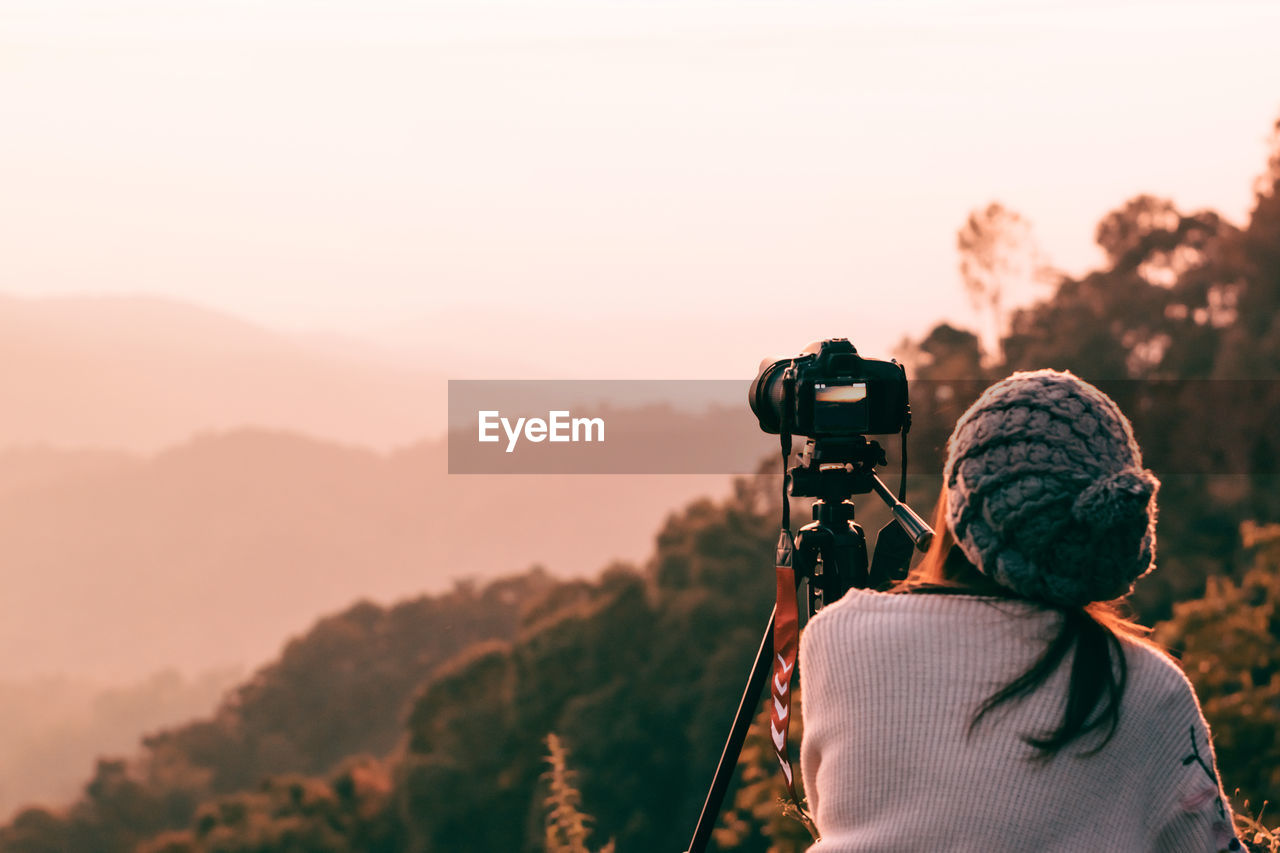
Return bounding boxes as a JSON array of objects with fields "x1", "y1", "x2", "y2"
[{"x1": 2, "y1": 0, "x2": 1277, "y2": 377}]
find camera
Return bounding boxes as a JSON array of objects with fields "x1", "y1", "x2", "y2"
[
  {"x1": 688, "y1": 345, "x2": 932, "y2": 853},
  {"x1": 749, "y1": 338, "x2": 909, "y2": 437}
]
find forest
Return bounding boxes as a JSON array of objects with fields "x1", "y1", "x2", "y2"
[{"x1": 2, "y1": 121, "x2": 1279, "y2": 852}]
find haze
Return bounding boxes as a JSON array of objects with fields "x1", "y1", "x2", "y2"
[
  {"x1": 3, "y1": 0, "x2": 1277, "y2": 375},
  {"x1": 0, "y1": 0, "x2": 1277, "y2": 820}
]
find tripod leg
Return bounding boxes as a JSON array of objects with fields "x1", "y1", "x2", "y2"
[{"x1": 685, "y1": 607, "x2": 775, "y2": 853}]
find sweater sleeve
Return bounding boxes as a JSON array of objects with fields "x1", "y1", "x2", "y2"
[{"x1": 1150, "y1": 678, "x2": 1245, "y2": 853}]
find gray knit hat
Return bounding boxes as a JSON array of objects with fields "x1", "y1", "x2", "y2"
[{"x1": 943, "y1": 369, "x2": 1159, "y2": 606}]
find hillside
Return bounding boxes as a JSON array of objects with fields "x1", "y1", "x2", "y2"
[
  {"x1": 0, "y1": 569, "x2": 563, "y2": 844},
  {"x1": 0, "y1": 481, "x2": 784, "y2": 851},
  {"x1": 0, "y1": 430, "x2": 728, "y2": 681},
  {"x1": 0, "y1": 669, "x2": 240, "y2": 821},
  {"x1": 5, "y1": 475, "x2": 1277, "y2": 852}
]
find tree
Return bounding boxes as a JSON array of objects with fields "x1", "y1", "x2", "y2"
[
  {"x1": 395, "y1": 477, "x2": 781, "y2": 852},
  {"x1": 957, "y1": 203, "x2": 1051, "y2": 363},
  {"x1": 1154, "y1": 522, "x2": 1280, "y2": 809}
]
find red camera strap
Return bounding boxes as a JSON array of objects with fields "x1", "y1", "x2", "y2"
[
  {"x1": 770, "y1": 528, "x2": 801, "y2": 801},
  {"x1": 769, "y1": 371, "x2": 816, "y2": 837}
]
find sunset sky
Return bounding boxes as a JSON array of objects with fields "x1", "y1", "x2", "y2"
[{"x1": 3, "y1": 0, "x2": 1278, "y2": 377}]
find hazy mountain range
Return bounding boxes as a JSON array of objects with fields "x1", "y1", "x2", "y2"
[
  {"x1": 0, "y1": 430, "x2": 727, "y2": 680},
  {"x1": 0, "y1": 292, "x2": 729, "y2": 817}
]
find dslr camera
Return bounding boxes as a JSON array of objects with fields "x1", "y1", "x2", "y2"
[{"x1": 749, "y1": 338, "x2": 908, "y2": 438}]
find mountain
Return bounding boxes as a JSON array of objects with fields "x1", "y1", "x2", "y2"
[
  {"x1": 0, "y1": 668, "x2": 240, "y2": 821},
  {"x1": 0, "y1": 294, "x2": 444, "y2": 452},
  {"x1": 0, "y1": 430, "x2": 728, "y2": 681},
  {"x1": 0, "y1": 481, "x2": 785, "y2": 850}
]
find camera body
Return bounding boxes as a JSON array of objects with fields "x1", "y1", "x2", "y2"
[{"x1": 749, "y1": 338, "x2": 908, "y2": 437}]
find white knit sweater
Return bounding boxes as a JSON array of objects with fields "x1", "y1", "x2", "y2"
[{"x1": 799, "y1": 589, "x2": 1242, "y2": 852}]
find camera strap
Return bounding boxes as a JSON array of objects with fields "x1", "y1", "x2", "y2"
[
  {"x1": 770, "y1": 372, "x2": 816, "y2": 835},
  {"x1": 770, "y1": 527, "x2": 801, "y2": 801}
]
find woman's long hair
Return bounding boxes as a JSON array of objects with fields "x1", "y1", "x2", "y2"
[{"x1": 895, "y1": 486, "x2": 1161, "y2": 758}]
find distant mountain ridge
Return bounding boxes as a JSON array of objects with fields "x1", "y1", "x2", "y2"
[
  {"x1": 0, "y1": 428, "x2": 727, "y2": 681},
  {"x1": 0, "y1": 293, "x2": 445, "y2": 451}
]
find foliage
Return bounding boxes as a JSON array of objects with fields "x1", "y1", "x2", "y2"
[
  {"x1": 714, "y1": 688, "x2": 814, "y2": 853},
  {"x1": 7, "y1": 113, "x2": 1280, "y2": 853},
  {"x1": 146, "y1": 569, "x2": 557, "y2": 792},
  {"x1": 956, "y1": 202, "x2": 1051, "y2": 361},
  {"x1": 0, "y1": 571, "x2": 552, "y2": 852},
  {"x1": 542, "y1": 734, "x2": 614, "y2": 853},
  {"x1": 132, "y1": 756, "x2": 399, "y2": 853},
  {"x1": 0, "y1": 757, "x2": 206, "y2": 853},
  {"x1": 1155, "y1": 524, "x2": 1280, "y2": 808},
  {"x1": 1234, "y1": 802, "x2": 1280, "y2": 853},
  {"x1": 395, "y1": 478, "x2": 780, "y2": 852}
]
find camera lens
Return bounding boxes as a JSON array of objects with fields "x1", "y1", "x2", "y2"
[{"x1": 749, "y1": 358, "x2": 790, "y2": 434}]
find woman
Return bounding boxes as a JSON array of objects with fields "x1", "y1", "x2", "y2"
[{"x1": 799, "y1": 369, "x2": 1243, "y2": 852}]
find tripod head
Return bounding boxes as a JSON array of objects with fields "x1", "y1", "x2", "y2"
[
  {"x1": 787, "y1": 436, "x2": 885, "y2": 499},
  {"x1": 788, "y1": 437, "x2": 933, "y2": 568}
]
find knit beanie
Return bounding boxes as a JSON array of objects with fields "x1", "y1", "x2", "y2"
[{"x1": 943, "y1": 369, "x2": 1159, "y2": 607}]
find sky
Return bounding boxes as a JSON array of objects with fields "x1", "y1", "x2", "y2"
[{"x1": 2, "y1": 0, "x2": 1278, "y2": 378}]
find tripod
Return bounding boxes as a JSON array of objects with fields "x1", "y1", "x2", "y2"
[{"x1": 684, "y1": 438, "x2": 932, "y2": 853}]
